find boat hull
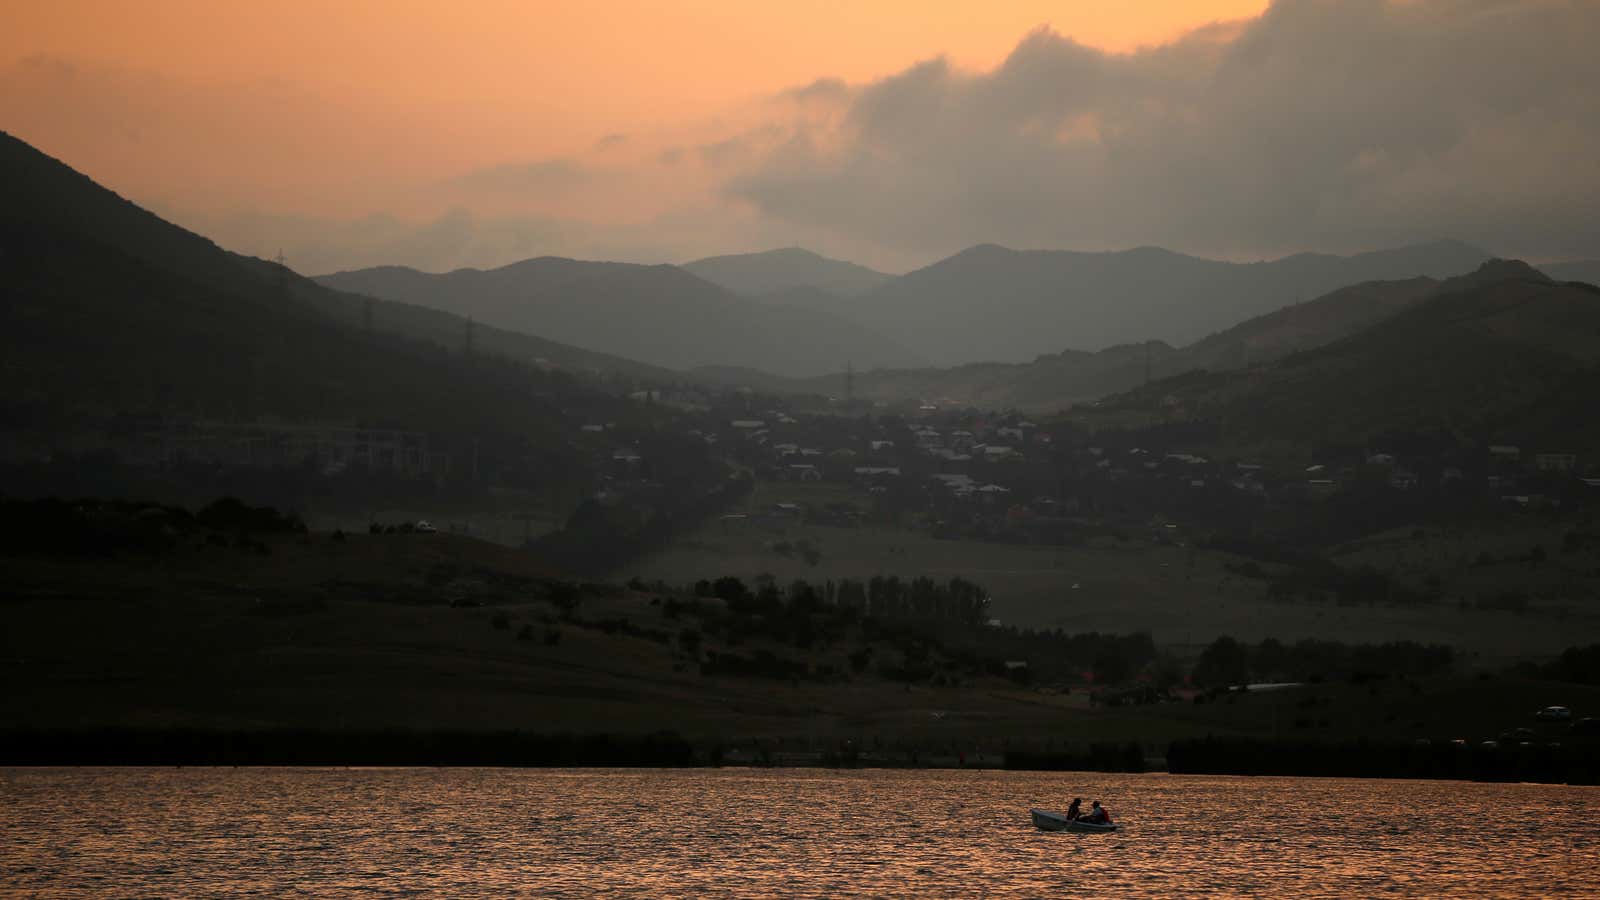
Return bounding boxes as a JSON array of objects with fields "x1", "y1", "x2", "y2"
[{"x1": 1031, "y1": 808, "x2": 1118, "y2": 833}]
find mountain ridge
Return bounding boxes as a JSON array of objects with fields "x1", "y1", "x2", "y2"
[
  {"x1": 681, "y1": 246, "x2": 892, "y2": 299},
  {"x1": 838, "y1": 238, "x2": 1493, "y2": 365},
  {"x1": 1084, "y1": 259, "x2": 1600, "y2": 451},
  {"x1": 317, "y1": 256, "x2": 922, "y2": 377}
]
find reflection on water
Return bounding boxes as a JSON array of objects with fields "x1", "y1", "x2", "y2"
[{"x1": 3, "y1": 768, "x2": 1597, "y2": 897}]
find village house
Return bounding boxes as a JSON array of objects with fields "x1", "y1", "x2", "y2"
[
  {"x1": 1536, "y1": 452, "x2": 1577, "y2": 472},
  {"x1": 854, "y1": 466, "x2": 901, "y2": 478},
  {"x1": 1307, "y1": 478, "x2": 1337, "y2": 498}
]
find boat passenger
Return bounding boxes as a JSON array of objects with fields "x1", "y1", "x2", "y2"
[
  {"x1": 1066, "y1": 798, "x2": 1083, "y2": 821},
  {"x1": 1087, "y1": 801, "x2": 1112, "y2": 825}
]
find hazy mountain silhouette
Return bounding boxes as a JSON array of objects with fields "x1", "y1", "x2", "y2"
[
  {"x1": 0, "y1": 131, "x2": 641, "y2": 445},
  {"x1": 316, "y1": 259, "x2": 920, "y2": 377},
  {"x1": 682, "y1": 247, "x2": 892, "y2": 299},
  {"x1": 1093, "y1": 260, "x2": 1600, "y2": 448},
  {"x1": 839, "y1": 240, "x2": 1492, "y2": 364}
]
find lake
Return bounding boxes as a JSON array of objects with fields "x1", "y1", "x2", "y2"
[{"x1": 3, "y1": 768, "x2": 1597, "y2": 897}]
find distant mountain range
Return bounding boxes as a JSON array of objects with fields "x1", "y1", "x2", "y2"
[
  {"x1": 817, "y1": 240, "x2": 1496, "y2": 365},
  {"x1": 316, "y1": 259, "x2": 922, "y2": 378},
  {"x1": 682, "y1": 247, "x2": 892, "y2": 299},
  {"x1": 319, "y1": 239, "x2": 1514, "y2": 382},
  {"x1": 719, "y1": 255, "x2": 1600, "y2": 413}
]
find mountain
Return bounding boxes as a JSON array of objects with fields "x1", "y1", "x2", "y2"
[
  {"x1": 317, "y1": 259, "x2": 920, "y2": 378},
  {"x1": 838, "y1": 240, "x2": 1492, "y2": 365},
  {"x1": 769, "y1": 275, "x2": 1443, "y2": 411},
  {"x1": 682, "y1": 247, "x2": 892, "y2": 298},
  {"x1": 1179, "y1": 277, "x2": 1443, "y2": 372},
  {"x1": 0, "y1": 130, "x2": 641, "y2": 478},
  {"x1": 1089, "y1": 260, "x2": 1600, "y2": 449}
]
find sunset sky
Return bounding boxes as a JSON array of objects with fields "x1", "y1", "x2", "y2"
[{"x1": 4, "y1": 1, "x2": 1597, "y2": 273}]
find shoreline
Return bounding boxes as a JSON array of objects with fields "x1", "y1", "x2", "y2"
[{"x1": 3, "y1": 729, "x2": 1593, "y2": 785}]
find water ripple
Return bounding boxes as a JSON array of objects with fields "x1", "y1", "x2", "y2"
[{"x1": 2, "y1": 768, "x2": 1597, "y2": 897}]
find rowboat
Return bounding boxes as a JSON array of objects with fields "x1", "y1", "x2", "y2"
[{"x1": 1030, "y1": 808, "x2": 1118, "y2": 833}]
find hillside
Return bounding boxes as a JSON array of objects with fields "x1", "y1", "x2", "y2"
[
  {"x1": 746, "y1": 275, "x2": 1443, "y2": 411},
  {"x1": 0, "y1": 130, "x2": 654, "y2": 496},
  {"x1": 683, "y1": 247, "x2": 892, "y2": 298},
  {"x1": 1088, "y1": 260, "x2": 1600, "y2": 450},
  {"x1": 838, "y1": 240, "x2": 1490, "y2": 365},
  {"x1": 7, "y1": 515, "x2": 1595, "y2": 759},
  {"x1": 317, "y1": 258, "x2": 921, "y2": 378}
]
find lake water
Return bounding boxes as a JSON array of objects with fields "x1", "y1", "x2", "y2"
[{"x1": 4, "y1": 768, "x2": 1597, "y2": 897}]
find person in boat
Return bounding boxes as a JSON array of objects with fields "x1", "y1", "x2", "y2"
[
  {"x1": 1065, "y1": 797, "x2": 1083, "y2": 821},
  {"x1": 1087, "y1": 801, "x2": 1112, "y2": 825}
]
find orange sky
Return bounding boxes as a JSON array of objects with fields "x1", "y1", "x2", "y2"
[
  {"x1": 3, "y1": 1, "x2": 1287, "y2": 268},
  {"x1": 4, "y1": 2, "x2": 1265, "y2": 173},
  {"x1": 8, "y1": 2, "x2": 1266, "y2": 130}
]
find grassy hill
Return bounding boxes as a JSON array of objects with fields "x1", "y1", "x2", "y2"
[
  {"x1": 1087, "y1": 260, "x2": 1600, "y2": 451},
  {"x1": 5, "y1": 513, "x2": 1594, "y2": 764}
]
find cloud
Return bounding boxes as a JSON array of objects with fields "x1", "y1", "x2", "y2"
[
  {"x1": 727, "y1": 0, "x2": 1600, "y2": 260},
  {"x1": 14, "y1": 1, "x2": 1597, "y2": 273}
]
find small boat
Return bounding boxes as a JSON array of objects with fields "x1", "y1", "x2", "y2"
[{"x1": 1031, "y1": 808, "x2": 1119, "y2": 833}]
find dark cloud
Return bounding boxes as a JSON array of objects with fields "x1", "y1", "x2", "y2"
[{"x1": 729, "y1": 0, "x2": 1600, "y2": 260}]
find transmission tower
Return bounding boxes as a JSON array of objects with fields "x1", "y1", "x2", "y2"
[{"x1": 274, "y1": 249, "x2": 288, "y2": 300}]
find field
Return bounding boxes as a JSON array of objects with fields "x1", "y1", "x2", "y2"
[
  {"x1": 7, "y1": 530, "x2": 1597, "y2": 761},
  {"x1": 625, "y1": 481, "x2": 1598, "y2": 663}
]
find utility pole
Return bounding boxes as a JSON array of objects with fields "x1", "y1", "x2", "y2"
[
  {"x1": 362, "y1": 296, "x2": 374, "y2": 339},
  {"x1": 464, "y1": 316, "x2": 476, "y2": 357},
  {"x1": 846, "y1": 360, "x2": 854, "y2": 407}
]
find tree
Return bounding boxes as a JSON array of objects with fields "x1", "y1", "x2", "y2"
[{"x1": 1193, "y1": 636, "x2": 1251, "y2": 687}]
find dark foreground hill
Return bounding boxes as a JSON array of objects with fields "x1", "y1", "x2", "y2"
[
  {"x1": 836, "y1": 240, "x2": 1490, "y2": 365},
  {"x1": 0, "y1": 130, "x2": 668, "y2": 499},
  {"x1": 317, "y1": 258, "x2": 922, "y2": 378},
  {"x1": 1088, "y1": 260, "x2": 1600, "y2": 451}
]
